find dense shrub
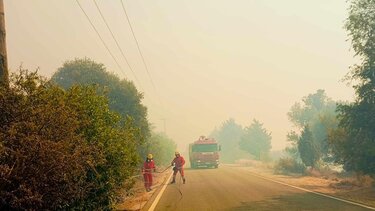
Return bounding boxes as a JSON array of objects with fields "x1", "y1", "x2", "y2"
[
  {"x1": 274, "y1": 157, "x2": 306, "y2": 175},
  {"x1": 65, "y1": 85, "x2": 139, "y2": 209},
  {"x1": 0, "y1": 69, "x2": 139, "y2": 210},
  {"x1": 0, "y1": 70, "x2": 95, "y2": 209}
]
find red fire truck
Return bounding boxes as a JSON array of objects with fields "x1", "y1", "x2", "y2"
[{"x1": 189, "y1": 136, "x2": 221, "y2": 168}]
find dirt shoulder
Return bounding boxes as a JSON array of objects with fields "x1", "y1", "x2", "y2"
[
  {"x1": 231, "y1": 164, "x2": 375, "y2": 207},
  {"x1": 115, "y1": 169, "x2": 171, "y2": 211}
]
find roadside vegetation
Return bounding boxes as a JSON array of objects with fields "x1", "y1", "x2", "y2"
[
  {"x1": 0, "y1": 59, "x2": 176, "y2": 210},
  {"x1": 211, "y1": 0, "x2": 375, "y2": 189},
  {"x1": 275, "y1": 89, "x2": 337, "y2": 174},
  {"x1": 276, "y1": 0, "x2": 375, "y2": 187}
]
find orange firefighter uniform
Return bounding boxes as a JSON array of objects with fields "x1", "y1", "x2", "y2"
[
  {"x1": 171, "y1": 151, "x2": 186, "y2": 184},
  {"x1": 142, "y1": 154, "x2": 155, "y2": 192}
]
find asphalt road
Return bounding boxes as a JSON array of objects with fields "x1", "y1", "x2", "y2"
[{"x1": 148, "y1": 165, "x2": 372, "y2": 211}]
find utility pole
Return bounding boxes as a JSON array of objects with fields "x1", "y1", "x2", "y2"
[{"x1": 0, "y1": 0, "x2": 8, "y2": 88}]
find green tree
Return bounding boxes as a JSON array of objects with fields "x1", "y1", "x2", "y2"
[
  {"x1": 210, "y1": 118, "x2": 248, "y2": 163},
  {"x1": 284, "y1": 131, "x2": 300, "y2": 161},
  {"x1": 278, "y1": 131, "x2": 306, "y2": 175},
  {"x1": 51, "y1": 58, "x2": 149, "y2": 142},
  {"x1": 329, "y1": 0, "x2": 375, "y2": 174},
  {"x1": 287, "y1": 90, "x2": 337, "y2": 163},
  {"x1": 298, "y1": 126, "x2": 320, "y2": 168},
  {"x1": 145, "y1": 132, "x2": 177, "y2": 166},
  {"x1": 239, "y1": 119, "x2": 272, "y2": 161}
]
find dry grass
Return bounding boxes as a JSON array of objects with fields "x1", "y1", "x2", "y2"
[
  {"x1": 241, "y1": 163, "x2": 375, "y2": 207},
  {"x1": 332, "y1": 174, "x2": 374, "y2": 189},
  {"x1": 115, "y1": 170, "x2": 171, "y2": 211}
]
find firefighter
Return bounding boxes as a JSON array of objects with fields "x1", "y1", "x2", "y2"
[
  {"x1": 170, "y1": 151, "x2": 186, "y2": 184},
  {"x1": 142, "y1": 153, "x2": 155, "y2": 192}
]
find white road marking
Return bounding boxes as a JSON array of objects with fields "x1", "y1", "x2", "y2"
[
  {"x1": 247, "y1": 170, "x2": 375, "y2": 210},
  {"x1": 148, "y1": 172, "x2": 173, "y2": 211}
]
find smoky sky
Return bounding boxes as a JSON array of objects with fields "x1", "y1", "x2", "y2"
[{"x1": 6, "y1": 0, "x2": 355, "y2": 152}]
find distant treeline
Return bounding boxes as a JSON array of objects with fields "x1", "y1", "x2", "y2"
[
  {"x1": 0, "y1": 58, "x2": 176, "y2": 210},
  {"x1": 210, "y1": 118, "x2": 272, "y2": 163}
]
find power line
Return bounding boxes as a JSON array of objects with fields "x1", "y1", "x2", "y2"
[
  {"x1": 120, "y1": 0, "x2": 162, "y2": 104},
  {"x1": 92, "y1": 0, "x2": 142, "y2": 89},
  {"x1": 75, "y1": 0, "x2": 129, "y2": 80}
]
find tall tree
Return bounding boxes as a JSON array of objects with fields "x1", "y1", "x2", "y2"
[
  {"x1": 239, "y1": 119, "x2": 272, "y2": 161},
  {"x1": 298, "y1": 126, "x2": 320, "y2": 168},
  {"x1": 210, "y1": 118, "x2": 248, "y2": 163},
  {"x1": 330, "y1": 0, "x2": 375, "y2": 174},
  {"x1": 51, "y1": 58, "x2": 150, "y2": 142},
  {"x1": 285, "y1": 131, "x2": 300, "y2": 161},
  {"x1": 287, "y1": 90, "x2": 337, "y2": 163}
]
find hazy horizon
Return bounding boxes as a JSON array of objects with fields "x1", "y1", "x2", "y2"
[{"x1": 6, "y1": 0, "x2": 356, "y2": 152}]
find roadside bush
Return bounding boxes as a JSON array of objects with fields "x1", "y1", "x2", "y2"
[
  {"x1": 332, "y1": 174, "x2": 374, "y2": 189},
  {"x1": 304, "y1": 163, "x2": 339, "y2": 179},
  {"x1": 357, "y1": 175, "x2": 374, "y2": 187},
  {"x1": 66, "y1": 85, "x2": 139, "y2": 209},
  {"x1": 274, "y1": 157, "x2": 306, "y2": 175},
  {"x1": 0, "y1": 69, "x2": 139, "y2": 210},
  {"x1": 0, "y1": 70, "x2": 97, "y2": 210}
]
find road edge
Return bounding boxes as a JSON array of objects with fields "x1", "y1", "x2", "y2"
[
  {"x1": 246, "y1": 170, "x2": 375, "y2": 210},
  {"x1": 143, "y1": 172, "x2": 173, "y2": 211}
]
